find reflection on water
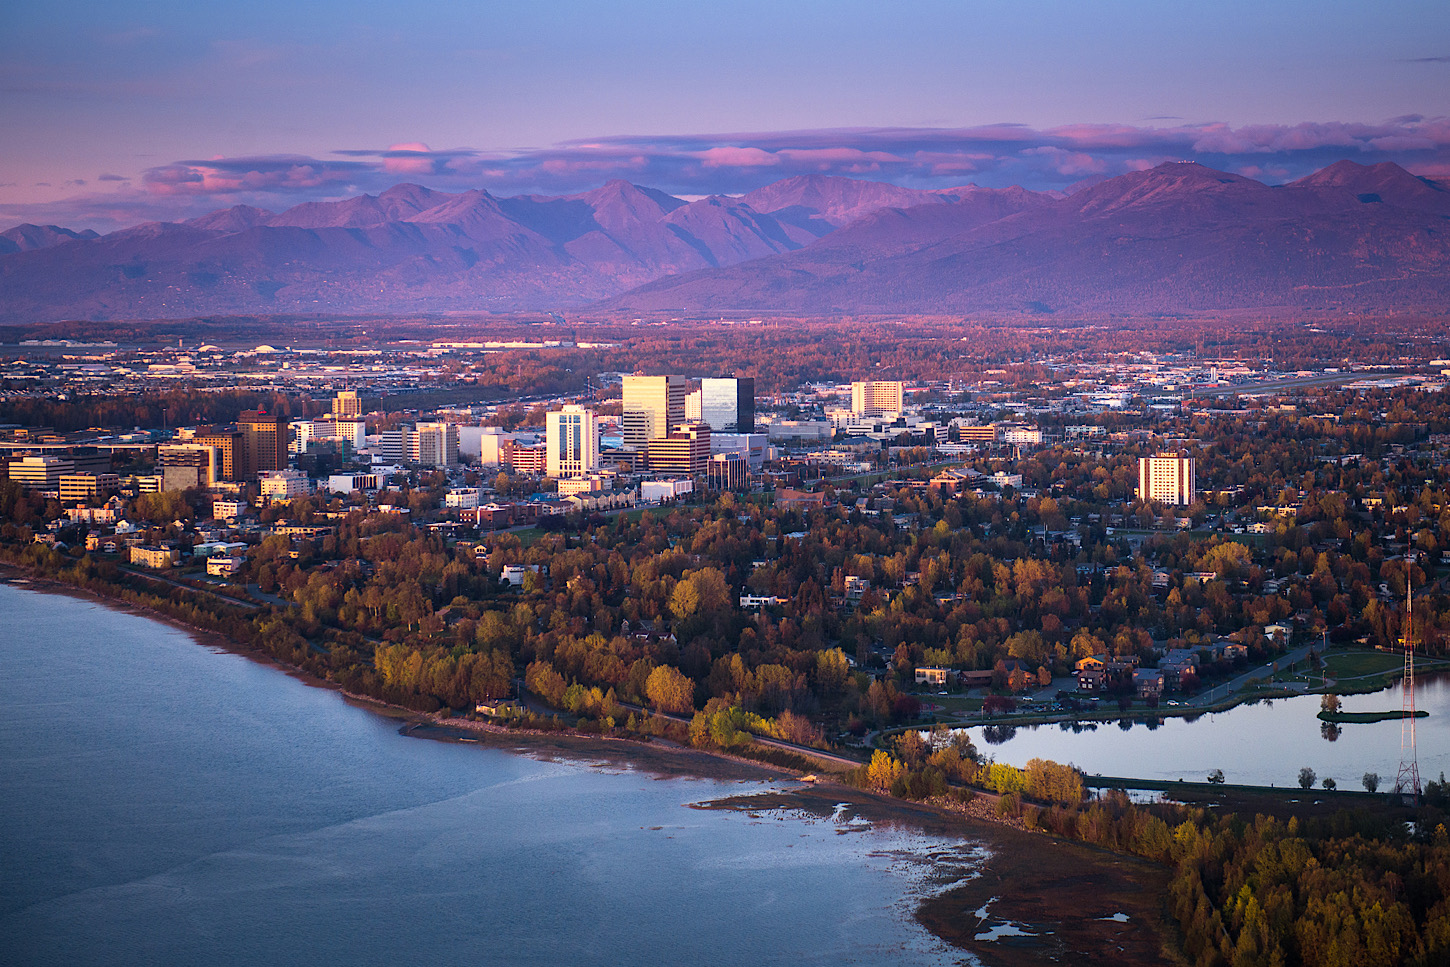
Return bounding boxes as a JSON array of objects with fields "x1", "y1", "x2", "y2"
[
  {"x1": 965, "y1": 674, "x2": 1450, "y2": 788},
  {"x1": 981, "y1": 724, "x2": 1017, "y2": 744},
  {"x1": 0, "y1": 585, "x2": 975, "y2": 967}
]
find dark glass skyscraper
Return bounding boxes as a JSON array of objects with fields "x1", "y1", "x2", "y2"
[{"x1": 699, "y1": 377, "x2": 754, "y2": 434}]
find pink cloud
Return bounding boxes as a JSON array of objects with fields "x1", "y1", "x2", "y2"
[
  {"x1": 383, "y1": 142, "x2": 434, "y2": 174},
  {"x1": 1024, "y1": 146, "x2": 1108, "y2": 177},
  {"x1": 27, "y1": 116, "x2": 1450, "y2": 232},
  {"x1": 142, "y1": 156, "x2": 362, "y2": 196},
  {"x1": 698, "y1": 146, "x2": 779, "y2": 167}
]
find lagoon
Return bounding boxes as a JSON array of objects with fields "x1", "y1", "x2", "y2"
[{"x1": 967, "y1": 675, "x2": 1450, "y2": 790}]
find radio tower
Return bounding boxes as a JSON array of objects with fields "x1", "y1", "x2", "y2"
[{"x1": 1396, "y1": 560, "x2": 1421, "y2": 804}]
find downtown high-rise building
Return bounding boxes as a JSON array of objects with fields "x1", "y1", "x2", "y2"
[
  {"x1": 699, "y1": 376, "x2": 755, "y2": 434},
  {"x1": 410, "y1": 422, "x2": 460, "y2": 468},
  {"x1": 546, "y1": 405, "x2": 600, "y2": 479},
  {"x1": 850, "y1": 381, "x2": 904, "y2": 417},
  {"x1": 332, "y1": 391, "x2": 362, "y2": 419},
  {"x1": 377, "y1": 423, "x2": 458, "y2": 467},
  {"x1": 622, "y1": 375, "x2": 687, "y2": 450},
  {"x1": 195, "y1": 428, "x2": 243, "y2": 481},
  {"x1": 239, "y1": 410, "x2": 289, "y2": 479}
]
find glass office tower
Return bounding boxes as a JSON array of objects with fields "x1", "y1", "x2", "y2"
[{"x1": 699, "y1": 377, "x2": 754, "y2": 434}]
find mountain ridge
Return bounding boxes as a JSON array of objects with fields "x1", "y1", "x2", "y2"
[
  {"x1": 603, "y1": 161, "x2": 1450, "y2": 316},
  {"x1": 2, "y1": 161, "x2": 1447, "y2": 322}
]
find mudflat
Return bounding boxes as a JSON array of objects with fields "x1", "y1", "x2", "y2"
[{"x1": 694, "y1": 784, "x2": 1174, "y2": 967}]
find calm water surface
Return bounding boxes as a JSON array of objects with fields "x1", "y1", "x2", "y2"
[
  {"x1": 0, "y1": 584, "x2": 980, "y2": 967},
  {"x1": 967, "y1": 674, "x2": 1450, "y2": 789}
]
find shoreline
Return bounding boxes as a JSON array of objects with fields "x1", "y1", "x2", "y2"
[{"x1": 0, "y1": 563, "x2": 1177, "y2": 966}]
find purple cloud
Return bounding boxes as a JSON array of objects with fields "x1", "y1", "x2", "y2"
[
  {"x1": 142, "y1": 154, "x2": 375, "y2": 196},
  {"x1": 8, "y1": 117, "x2": 1450, "y2": 232}
]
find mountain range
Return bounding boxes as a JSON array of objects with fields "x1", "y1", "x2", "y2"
[{"x1": 2, "y1": 160, "x2": 1448, "y2": 322}]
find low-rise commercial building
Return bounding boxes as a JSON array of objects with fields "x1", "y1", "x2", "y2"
[
  {"x1": 640, "y1": 478, "x2": 694, "y2": 502},
  {"x1": 325, "y1": 473, "x2": 380, "y2": 493},
  {"x1": 58, "y1": 473, "x2": 120, "y2": 502},
  {"x1": 8, "y1": 455, "x2": 72, "y2": 491},
  {"x1": 261, "y1": 470, "x2": 312, "y2": 500},
  {"x1": 130, "y1": 545, "x2": 180, "y2": 569}
]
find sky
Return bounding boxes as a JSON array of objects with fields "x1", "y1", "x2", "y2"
[{"x1": 3, "y1": 0, "x2": 1449, "y2": 231}]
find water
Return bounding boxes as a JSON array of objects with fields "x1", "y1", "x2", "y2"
[
  {"x1": 965, "y1": 676, "x2": 1450, "y2": 790},
  {"x1": 0, "y1": 583, "x2": 979, "y2": 967}
]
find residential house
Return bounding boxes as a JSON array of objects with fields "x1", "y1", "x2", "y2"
[
  {"x1": 1133, "y1": 669, "x2": 1166, "y2": 699},
  {"x1": 914, "y1": 666, "x2": 950, "y2": 687}
]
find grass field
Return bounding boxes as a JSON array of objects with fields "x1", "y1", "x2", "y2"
[{"x1": 1325, "y1": 651, "x2": 1408, "y2": 679}]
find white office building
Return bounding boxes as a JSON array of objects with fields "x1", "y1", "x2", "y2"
[
  {"x1": 445, "y1": 488, "x2": 481, "y2": 510},
  {"x1": 546, "y1": 405, "x2": 600, "y2": 479},
  {"x1": 326, "y1": 473, "x2": 381, "y2": 493},
  {"x1": 260, "y1": 469, "x2": 312, "y2": 499}
]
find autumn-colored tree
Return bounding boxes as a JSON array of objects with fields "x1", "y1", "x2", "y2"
[
  {"x1": 645, "y1": 665, "x2": 696, "y2": 715},
  {"x1": 866, "y1": 750, "x2": 905, "y2": 792}
]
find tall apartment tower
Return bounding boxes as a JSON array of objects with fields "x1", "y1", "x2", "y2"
[
  {"x1": 239, "y1": 410, "x2": 289, "y2": 479},
  {"x1": 700, "y1": 376, "x2": 755, "y2": 434},
  {"x1": 1138, "y1": 453, "x2": 1197, "y2": 506},
  {"x1": 546, "y1": 405, "x2": 600, "y2": 479},
  {"x1": 851, "y1": 381, "x2": 904, "y2": 417},
  {"x1": 332, "y1": 391, "x2": 362, "y2": 419},
  {"x1": 410, "y1": 423, "x2": 460, "y2": 468},
  {"x1": 622, "y1": 375, "x2": 687, "y2": 450}
]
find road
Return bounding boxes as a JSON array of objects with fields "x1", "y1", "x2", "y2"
[
  {"x1": 1189, "y1": 642, "x2": 1320, "y2": 708},
  {"x1": 616, "y1": 701, "x2": 868, "y2": 771},
  {"x1": 1187, "y1": 371, "x2": 1395, "y2": 398},
  {"x1": 115, "y1": 564, "x2": 261, "y2": 611}
]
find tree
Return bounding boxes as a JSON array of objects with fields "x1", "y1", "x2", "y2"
[
  {"x1": 1363, "y1": 772, "x2": 1381, "y2": 793},
  {"x1": 645, "y1": 665, "x2": 696, "y2": 716},
  {"x1": 814, "y1": 647, "x2": 850, "y2": 694},
  {"x1": 1323, "y1": 777, "x2": 1336, "y2": 791},
  {"x1": 1321, "y1": 693, "x2": 1341, "y2": 714},
  {"x1": 668, "y1": 580, "x2": 700, "y2": 622},
  {"x1": 1298, "y1": 766, "x2": 1317, "y2": 789},
  {"x1": 1207, "y1": 768, "x2": 1225, "y2": 784},
  {"x1": 866, "y1": 750, "x2": 905, "y2": 792}
]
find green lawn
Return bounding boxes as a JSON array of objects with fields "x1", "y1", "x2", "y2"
[
  {"x1": 1324, "y1": 651, "x2": 1407, "y2": 679},
  {"x1": 927, "y1": 694, "x2": 984, "y2": 713}
]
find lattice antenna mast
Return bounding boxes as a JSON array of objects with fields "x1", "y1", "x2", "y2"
[{"x1": 1397, "y1": 559, "x2": 1421, "y2": 803}]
